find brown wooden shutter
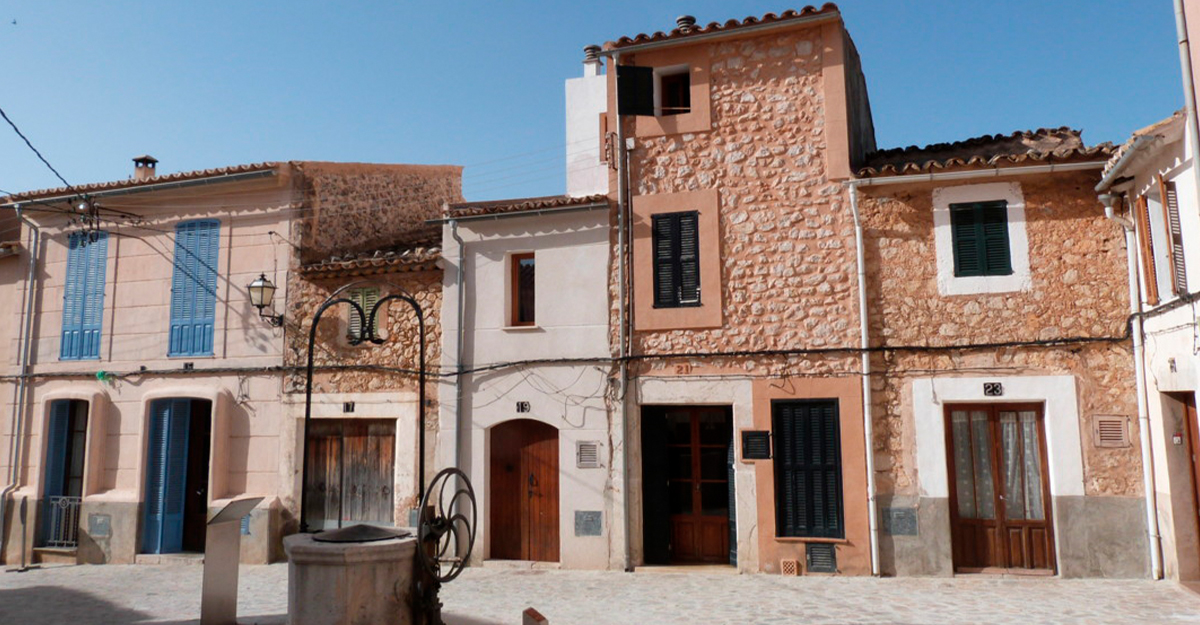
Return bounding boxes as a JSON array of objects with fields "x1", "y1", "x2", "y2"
[
  {"x1": 1136, "y1": 195, "x2": 1160, "y2": 305},
  {"x1": 617, "y1": 65, "x2": 655, "y2": 117},
  {"x1": 678, "y1": 212, "x2": 700, "y2": 304},
  {"x1": 1158, "y1": 175, "x2": 1188, "y2": 295},
  {"x1": 652, "y1": 215, "x2": 677, "y2": 307}
]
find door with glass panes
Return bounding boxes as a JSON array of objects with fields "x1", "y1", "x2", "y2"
[{"x1": 946, "y1": 404, "x2": 1055, "y2": 573}]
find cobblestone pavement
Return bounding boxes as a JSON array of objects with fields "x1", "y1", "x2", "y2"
[{"x1": 2, "y1": 563, "x2": 1199, "y2": 624}]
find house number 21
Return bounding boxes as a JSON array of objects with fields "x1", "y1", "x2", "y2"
[{"x1": 983, "y1": 382, "x2": 1003, "y2": 397}]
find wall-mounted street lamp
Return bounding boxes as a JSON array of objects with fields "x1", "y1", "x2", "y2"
[{"x1": 247, "y1": 274, "x2": 283, "y2": 327}]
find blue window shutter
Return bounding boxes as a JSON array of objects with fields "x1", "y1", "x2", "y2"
[
  {"x1": 143, "y1": 399, "x2": 170, "y2": 553},
  {"x1": 142, "y1": 398, "x2": 192, "y2": 554},
  {"x1": 160, "y1": 399, "x2": 191, "y2": 553},
  {"x1": 169, "y1": 220, "x2": 219, "y2": 356},
  {"x1": 61, "y1": 232, "x2": 108, "y2": 360}
]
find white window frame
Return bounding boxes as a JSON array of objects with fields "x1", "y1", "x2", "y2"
[{"x1": 933, "y1": 182, "x2": 1031, "y2": 296}]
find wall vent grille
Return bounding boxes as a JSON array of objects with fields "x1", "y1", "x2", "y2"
[
  {"x1": 577, "y1": 441, "x2": 601, "y2": 468},
  {"x1": 806, "y1": 543, "x2": 837, "y2": 573},
  {"x1": 779, "y1": 558, "x2": 799, "y2": 576},
  {"x1": 1093, "y1": 415, "x2": 1129, "y2": 448}
]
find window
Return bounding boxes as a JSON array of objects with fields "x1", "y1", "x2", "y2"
[
  {"x1": 772, "y1": 400, "x2": 843, "y2": 539},
  {"x1": 932, "y1": 183, "x2": 1030, "y2": 296},
  {"x1": 347, "y1": 287, "x2": 380, "y2": 341},
  {"x1": 169, "y1": 220, "x2": 219, "y2": 356},
  {"x1": 659, "y1": 70, "x2": 690, "y2": 116},
  {"x1": 60, "y1": 231, "x2": 108, "y2": 360},
  {"x1": 652, "y1": 211, "x2": 700, "y2": 308},
  {"x1": 510, "y1": 253, "x2": 536, "y2": 326},
  {"x1": 616, "y1": 64, "x2": 691, "y2": 117},
  {"x1": 950, "y1": 201, "x2": 1012, "y2": 277}
]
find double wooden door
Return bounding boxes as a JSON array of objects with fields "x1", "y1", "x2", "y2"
[
  {"x1": 946, "y1": 404, "x2": 1055, "y2": 573},
  {"x1": 304, "y1": 419, "x2": 396, "y2": 530},
  {"x1": 665, "y1": 407, "x2": 731, "y2": 564},
  {"x1": 490, "y1": 419, "x2": 560, "y2": 562}
]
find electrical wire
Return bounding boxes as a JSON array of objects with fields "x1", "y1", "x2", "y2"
[{"x1": 0, "y1": 104, "x2": 75, "y2": 192}]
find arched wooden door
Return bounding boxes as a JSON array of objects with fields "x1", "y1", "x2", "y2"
[{"x1": 490, "y1": 419, "x2": 560, "y2": 562}]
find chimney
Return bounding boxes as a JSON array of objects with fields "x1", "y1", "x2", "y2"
[
  {"x1": 582, "y1": 45, "x2": 602, "y2": 77},
  {"x1": 133, "y1": 155, "x2": 158, "y2": 181},
  {"x1": 676, "y1": 15, "x2": 697, "y2": 33}
]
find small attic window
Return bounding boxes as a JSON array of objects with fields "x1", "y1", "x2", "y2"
[{"x1": 658, "y1": 69, "x2": 691, "y2": 116}]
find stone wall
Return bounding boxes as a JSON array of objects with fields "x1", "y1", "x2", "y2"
[
  {"x1": 284, "y1": 269, "x2": 442, "y2": 401},
  {"x1": 858, "y1": 171, "x2": 1141, "y2": 498},
  {"x1": 293, "y1": 162, "x2": 462, "y2": 264}
]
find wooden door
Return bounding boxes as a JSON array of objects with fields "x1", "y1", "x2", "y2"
[
  {"x1": 666, "y1": 407, "x2": 731, "y2": 564},
  {"x1": 181, "y1": 400, "x2": 212, "y2": 552},
  {"x1": 143, "y1": 399, "x2": 192, "y2": 554},
  {"x1": 303, "y1": 419, "x2": 396, "y2": 530},
  {"x1": 490, "y1": 419, "x2": 560, "y2": 562},
  {"x1": 1178, "y1": 392, "x2": 1200, "y2": 569},
  {"x1": 946, "y1": 404, "x2": 1054, "y2": 573}
]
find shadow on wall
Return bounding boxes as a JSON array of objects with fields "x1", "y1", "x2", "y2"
[{"x1": 0, "y1": 585, "x2": 289, "y2": 625}]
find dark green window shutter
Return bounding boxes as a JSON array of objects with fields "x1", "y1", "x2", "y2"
[
  {"x1": 652, "y1": 211, "x2": 701, "y2": 308},
  {"x1": 617, "y1": 65, "x2": 655, "y2": 117},
  {"x1": 951, "y1": 201, "x2": 1011, "y2": 277},
  {"x1": 773, "y1": 400, "x2": 843, "y2": 539},
  {"x1": 678, "y1": 212, "x2": 700, "y2": 304}
]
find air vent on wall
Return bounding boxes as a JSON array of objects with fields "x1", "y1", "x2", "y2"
[
  {"x1": 1093, "y1": 415, "x2": 1130, "y2": 448},
  {"x1": 779, "y1": 558, "x2": 799, "y2": 576},
  {"x1": 577, "y1": 441, "x2": 601, "y2": 468},
  {"x1": 806, "y1": 543, "x2": 837, "y2": 573}
]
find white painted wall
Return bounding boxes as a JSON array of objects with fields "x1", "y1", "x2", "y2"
[
  {"x1": 438, "y1": 207, "x2": 614, "y2": 568},
  {"x1": 565, "y1": 60, "x2": 609, "y2": 198}
]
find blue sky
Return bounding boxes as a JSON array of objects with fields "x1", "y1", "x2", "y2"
[{"x1": 0, "y1": 1, "x2": 1184, "y2": 201}]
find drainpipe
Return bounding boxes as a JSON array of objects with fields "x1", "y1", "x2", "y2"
[
  {"x1": 1175, "y1": 0, "x2": 1200, "y2": 220},
  {"x1": 613, "y1": 50, "x2": 633, "y2": 572},
  {"x1": 1102, "y1": 193, "x2": 1163, "y2": 580},
  {"x1": 846, "y1": 183, "x2": 881, "y2": 576},
  {"x1": 449, "y1": 216, "x2": 466, "y2": 478},
  {"x1": 0, "y1": 205, "x2": 41, "y2": 560}
]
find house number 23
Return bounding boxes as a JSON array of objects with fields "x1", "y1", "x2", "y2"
[{"x1": 983, "y1": 382, "x2": 1003, "y2": 397}]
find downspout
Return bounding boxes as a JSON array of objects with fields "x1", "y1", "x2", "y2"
[
  {"x1": 1175, "y1": 0, "x2": 1200, "y2": 215},
  {"x1": 1104, "y1": 194, "x2": 1163, "y2": 580},
  {"x1": 613, "y1": 50, "x2": 633, "y2": 572},
  {"x1": 0, "y1": 205, "x2": 41, "y2": 559},
  {"x1": 847, "y1": 183, "x2": 881, "y2": 576},
  {"x1": 449, "y1": 216, "x2": 466, "y2": 480}
]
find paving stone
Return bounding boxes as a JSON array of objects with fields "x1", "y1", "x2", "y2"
[{"x1": 1, "y1": 563, "x2": 1199, "y2": 624}]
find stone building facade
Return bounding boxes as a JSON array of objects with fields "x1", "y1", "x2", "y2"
[
  {"x1": 602, "y1": 7, "x2": 878, "y2": 575},
  {"x1": 0, "y1": 159, "x2": 460, "y2": 566},
  {"x1": 856, "y1": 130, "x2": 1145, "y2": 578}
]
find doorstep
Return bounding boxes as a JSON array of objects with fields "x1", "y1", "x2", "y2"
[
  {"x1": 482, "y1": 559, "x2": 561, "y2": 570},
  {"x1": 33, "y1": 547, "x2": 76, "y2": 565},
  {"x1": 135, "y1": 552, "x2": 205, "y2": 565}
]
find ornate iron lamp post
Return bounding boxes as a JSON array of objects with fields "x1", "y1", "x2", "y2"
[{"x1": 298, "y1": 280, "x2": 475, "y2": 623}]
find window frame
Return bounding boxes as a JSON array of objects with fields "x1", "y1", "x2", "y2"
[
  {"x1": 168, "y1": 219, "x2": 220, "y2": 357},
  {"x1": 60, "y1": 230, "x2": 108, "y2": 361},
  {"x1": 932, "y1": 182, "x2": 1031, "y2": 296},
  {"x1": 651, "y1": 211, "x2": 701, "y2": 309},
  {"x1": 509, "y1": 252, "x2": 536, "y2": 327},
  {"x1": 656, "y1": 66, "x2": 691, "y2": 117}
]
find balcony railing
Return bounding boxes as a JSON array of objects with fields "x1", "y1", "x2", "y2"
[{"x1": 42, "y1": 496, "x2": 81, "y2": 548}]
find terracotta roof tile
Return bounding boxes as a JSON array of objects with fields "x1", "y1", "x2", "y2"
[
  {"x1": 6, "y1": 162, "x2": 280, "y2": 202},
  {"x1": 857, "y1": 127, "x2": 1114, "y2": 177},
  {"x1": 1100, "y1": 110, "x2": 1186, "y2": 182},
  {"x1": 604, "y1": 4, "x2": 840, "y2": 49},
  {"x1": 447, "y1": 194, "x2": 608, "y2": 218},
  {"x1": 301, "y1": 244, "x2": 441, "y2": 279}
]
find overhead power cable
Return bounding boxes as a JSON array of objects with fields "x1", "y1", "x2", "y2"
[{"x1": 0, "y1": 104, "x2": 75, "y2": 192}]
